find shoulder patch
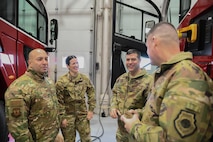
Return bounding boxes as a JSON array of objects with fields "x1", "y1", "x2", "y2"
[
  {"x1": 174, "y1": 110, "x2": 197, "y2": 138},
  {"x1": 9, "y1": 99, "x2": 24, "y2": 119}
]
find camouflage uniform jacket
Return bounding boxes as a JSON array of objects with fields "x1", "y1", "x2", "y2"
[
  {"x1": 5, "y1": 69, "x2": 60, "y2": 142},
  {"x1": 130, "y1": 52, "x2": 213, "y2": 142},
  {"x1": 111, "y1": 69, "x2": 152, "y2": 127},
  {"x1": 55, "y1": 72, "x2": 96, "y2": 121}
]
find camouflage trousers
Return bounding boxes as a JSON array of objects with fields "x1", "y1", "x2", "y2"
[{"x1": 61, "y1": 114, "x2": 91, "y2": 142}]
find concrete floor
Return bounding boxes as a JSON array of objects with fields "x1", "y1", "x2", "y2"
[{"x1": 76, "y1": 114, "x2": 117, "y2": 142}]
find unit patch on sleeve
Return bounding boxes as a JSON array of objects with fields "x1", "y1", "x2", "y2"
[
  {"x1": 174, "y1": 110, "x2": 197, "y2": 138},
  {"x1": 9, "y1": 99, "x2": 24, "y2": 119}
]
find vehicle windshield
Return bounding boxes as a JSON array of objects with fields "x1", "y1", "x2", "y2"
[
  {"x1": 115, "y1": 0, "x2": 160, "y2": 41},
  {"x1": 166, "y1": 0, "x2": 192, "y2": 28},
  {"x1": 18, "y1": 0, "x2": 48, "y2": 43},
  {"x1": 0, "y1": 0, "x2": 48, "y2": 44}
]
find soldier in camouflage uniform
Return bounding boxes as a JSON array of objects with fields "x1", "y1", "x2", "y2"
[
  {"x1": 56, "y1": 55, "x2": 96, "y2": 142},
  {"x1": 5, "y1": 49, "x2": 60, "y2": 142},
  {"x1": 121, "y1": 22, "x2": 213, "y2": 142},
  {"x1": 110, "y1": 49, "x2": 153, "y2": 142}
]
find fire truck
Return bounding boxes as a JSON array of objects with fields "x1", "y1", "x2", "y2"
[
  {"x1": 0, "y1": 0, "x2": 58, "y2": 141},
  {"x1": 177, "y1": 0, "x2": 213, "y2": 79}
]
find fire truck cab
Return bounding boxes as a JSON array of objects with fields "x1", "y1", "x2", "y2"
[
  {"x1": 0, "y1": 0, "x2": 58, "y2": 141},
  {"x1": 177, "y1": 0, "x2": 213, "y2": 79}
]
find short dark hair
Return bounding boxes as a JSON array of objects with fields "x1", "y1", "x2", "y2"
[
  {"x1": 147, "y1": 21, "x2": 176, "y2": 36},
  {"x1": 66, "y1": 55, "x2": 77, "y2": 65},
  {"x1": 126, "y1": 49, "x2": 141, "y2": 59}
]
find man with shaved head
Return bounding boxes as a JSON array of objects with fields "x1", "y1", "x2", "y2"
[
  {"x1": 121, "y1": 22, "x2": 213, "y2": 141},
  {"x1": 5, "y1": 49, "x2": 60, "y2": 141}
]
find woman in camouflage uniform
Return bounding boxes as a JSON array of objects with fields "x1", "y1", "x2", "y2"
[{"x1": 56, "y1": 55, "x2": 96, "y2": 142}]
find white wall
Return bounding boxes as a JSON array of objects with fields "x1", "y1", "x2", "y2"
[{"x1": 44, "y1": 0, "x2": 94, "y2": 80}]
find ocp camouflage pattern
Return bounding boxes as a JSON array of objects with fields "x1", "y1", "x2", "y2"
[
  {"x1": 56, "y1": 72, "x2": 96, "y2": 119},
  {"x1": 130, "y1": 52, "x2": 213, "y2": 142},
  {"x1": 55, "y1": 72, "x2": 96, "y2": 142},
  {"x1": 111, "y1": 68, "x2": 153, "y2": 142},
  {"x1": 5, "y1": 69, "x2": 60, "y2": 142}
]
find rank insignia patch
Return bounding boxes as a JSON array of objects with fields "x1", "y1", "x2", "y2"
[
  {"x1": 11, "y1": 108, "x2": 21, "y2": 118},
  {"x1": 174, "y1": 110, "x2": 197, "y2": 138}
]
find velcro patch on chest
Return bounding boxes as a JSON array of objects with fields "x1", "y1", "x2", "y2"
[{"x1": 11, "y1": 108, "x2": 22, "y2": 118}]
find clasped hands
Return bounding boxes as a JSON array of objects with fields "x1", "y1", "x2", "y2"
[{"x1": 110, "y1": 109, "x2": 140, "y2": 133}]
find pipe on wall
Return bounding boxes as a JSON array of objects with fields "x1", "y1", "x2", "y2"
[{"x1": 101, "y1": 0, "x2": 111, "y2": 95}]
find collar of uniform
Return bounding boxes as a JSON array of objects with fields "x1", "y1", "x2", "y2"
[
  {"x1": 128, "y1": 68, "x2": 147, "y2": 79},
  {"x1": 67, "y1": 72, "x2": 82, "y2": 82},
  {"x1": 26, "y1": 69, "x2": 47, "y2": 81},
  {"x1": 156, "y1": 52, "x2": 193, "y2": 73}
]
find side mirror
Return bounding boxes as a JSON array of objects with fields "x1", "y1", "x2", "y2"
[
  {"x1": 145, "y1": 20, "x2": 155, "y2": 41},
  {"x1": 50, "y1": 19, "x2": 58, "y2": 45}
]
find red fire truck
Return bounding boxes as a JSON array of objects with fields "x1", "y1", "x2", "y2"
[
  {"x1": 177, "y1": 0, "x2": 213, "y2": 79},
  {"x1": 0, "y1": 0, "x2": 58, "y2": 141}
]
